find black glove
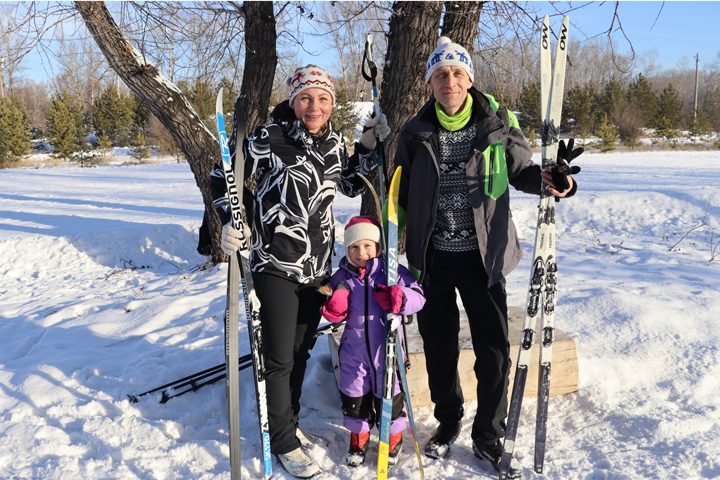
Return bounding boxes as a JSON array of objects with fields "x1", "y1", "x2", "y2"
[{"x1": 551, "y1": 139, "x2": 583, "y2": 192}]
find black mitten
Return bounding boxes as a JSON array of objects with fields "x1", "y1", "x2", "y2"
[{"x1": 551, "y1": 139, "x2": 583, "y2": 192}]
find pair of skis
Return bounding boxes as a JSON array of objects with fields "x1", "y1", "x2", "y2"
[
  {"x1": 499, "y1": 15, "x2": 569, "y2": 479},
  {"x1": 215, "y1": 88, "x2": 271, "y2": 480},
  {"x1": 362, "y1": 32, "x2": 424, "y2": 480}
]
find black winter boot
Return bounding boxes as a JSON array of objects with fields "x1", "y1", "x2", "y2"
[
  {"x1": 472, "y1": 439, "x2": 523, "y2": 479},
  {"x1": 423, "y1": 421, "x2": 461, "y2": 459}
]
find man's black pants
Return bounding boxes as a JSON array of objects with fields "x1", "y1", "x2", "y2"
[{"x1": 417, "y1": 264, "x2": 510, "y2": 447}]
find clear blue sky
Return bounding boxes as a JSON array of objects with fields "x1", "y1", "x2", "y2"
[
  {"x1": 550, "y1": 1, "x2": 720, "y2": 69},
  {"x1": 19, "y1": 1, "x2": 720, "y2": 83}
]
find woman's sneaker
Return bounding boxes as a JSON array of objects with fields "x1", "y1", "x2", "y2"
[
  {"x1": 296, "y1": 426, "x2": 326, "y2": 450},
  {"x1": 276, "y1": 447, "x2": 321, "y2": 478},
  {"x1": 424, "y1": 421, "x2": 461, "y2": 459},
  {"x1": 387, "y1": 432, "x2": 403, "y2": 468},
  {"x1": 346, "y1": 432, "x2": 370, "y2": 467},
  {"x1": 472, "y1": 440, "x2": 523, "y2": 479}
]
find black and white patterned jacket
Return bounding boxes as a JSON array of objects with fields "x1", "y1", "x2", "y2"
[{"x1": 211, "y1": 101, "x2": 375, "y2": 284}]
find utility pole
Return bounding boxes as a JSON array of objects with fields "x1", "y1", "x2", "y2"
[{"x1": 694, "y1": 53, "x2": 700, "y2": 122}]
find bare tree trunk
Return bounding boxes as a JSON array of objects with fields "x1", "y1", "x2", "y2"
[
  {"x1": 237, "y1": 1, "x2": 276, "y2": 135},
  {"x1": 378, "y1": 2, "x2": 442, "y2": 176},
  {"x1": 75, "y1": 1, "x2": 227, "y2": 263},
  {"x1": 441, "y1": 1, "x2": 484, "y2": 51},
  {"x1": 75, "y1": 1, "x2": 276, "y2": 265}
]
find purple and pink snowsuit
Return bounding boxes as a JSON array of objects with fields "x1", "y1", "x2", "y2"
[{"x1": 322, "y1": 256, "x2": 425, "y2": 434}]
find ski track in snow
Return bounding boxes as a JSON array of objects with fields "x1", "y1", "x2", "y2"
[{"x1": 1, "y1": 152, "x2": 719, "y2": 479}]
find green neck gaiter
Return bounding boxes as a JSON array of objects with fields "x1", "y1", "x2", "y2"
[{"x1": 435, "y1": 93, "x2": 473, "y2": 131}]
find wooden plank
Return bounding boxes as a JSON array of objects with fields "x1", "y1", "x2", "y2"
[{"x1": 327, "y1": 306, "x2": 579, "y2": 408}]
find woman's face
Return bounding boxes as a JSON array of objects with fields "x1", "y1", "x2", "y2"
[{"x1": 292, "y1": 88, "x2": 333, "y2": 133}]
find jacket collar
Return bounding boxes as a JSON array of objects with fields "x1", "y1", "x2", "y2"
[
  {"x1": 402, "y1": 87, "x2": 505, "y2": 144},
  {"x1": 339, "y1": 255, "x2": 383, "y2": 278}
]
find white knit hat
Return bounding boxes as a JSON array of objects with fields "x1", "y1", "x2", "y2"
[
  {"x1": 287, "y1": 64, "x2": 335, "y2": 107},
  {"x1": 425, "y1": 36, "x2": 475, "y2": 83},
  {"x1": 344, "y1": 216, "x2": 381, "y2": 261}
]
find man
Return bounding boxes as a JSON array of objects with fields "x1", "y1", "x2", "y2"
[{"x1": 393, "y1": 37, "x2": 581, "y2": 479}]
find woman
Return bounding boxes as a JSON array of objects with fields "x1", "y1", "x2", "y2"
[{"x1": 212, "y1": 64, "x2": 389, "y2": 478}]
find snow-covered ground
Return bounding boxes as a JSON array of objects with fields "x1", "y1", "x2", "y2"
[{"x1": 1, "y1": 150, "x2": 719, "y2": 479}]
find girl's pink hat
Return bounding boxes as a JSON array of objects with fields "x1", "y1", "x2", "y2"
[{"x1": 344, "y1": 216, "x2": 381, "y2": 249}]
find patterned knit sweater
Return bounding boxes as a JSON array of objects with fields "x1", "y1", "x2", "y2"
[{"x1": 431, "y1": 122, "x2": 481, "y2": 265}]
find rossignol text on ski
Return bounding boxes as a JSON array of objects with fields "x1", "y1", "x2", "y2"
[
  {"x1": 216, "y1": 87, "x2": 242, "y2": 480},
  {"x1": 216, "y1": 88, "x2": 272, "y2": 479},
  {"x1": 499, "y1": 14, "x2": 569, "y2": 480}
]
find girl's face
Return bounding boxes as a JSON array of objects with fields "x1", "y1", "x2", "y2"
[
  {"x1": 292, "y1": 88, "x2": 333, "y2": 133},
  {"x1": 348, "y1": 240, "x2": 378, "y2": 268}
]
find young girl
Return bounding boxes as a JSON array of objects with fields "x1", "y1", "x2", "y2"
[{"x1": 320, "y1": 216, "x2": 426, "y2": 468}]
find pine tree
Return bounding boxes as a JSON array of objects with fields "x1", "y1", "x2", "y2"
[
  {"x1": 518, "y1": 81, "x2": 541, "y2": 133},
  {"x1": 180, "y1": 78, "x2": 215, "y2": 128},
  {"x1": 598, "y1": 76, "x2": 625, "y2": 121},
  {"x1": 131, "y1": 93, "x2": 152, "y2": 136},
  {"x1": 46, "y1": 90, "x2": 85, "y2": 161},
  {"x1": 565, "y1": 82, "x2": 598, "y2": 143},
  {"x1": 93, "y1": 85, "x2": 134, "y2": 146},
  {"x1": 689, "y1": 110, "x2": 712, "y2": 140},
  {"x1": 130, "y1": 129, "x2": 151, "y2": 162},
  {"x1": 330, "y1": 85, "x2": 360, "y2": 144},
  {"x1": 654, "y1": 83, "x2": 683, "y2": 133},
  {"x1": 626, "y1": 73, "x2": 658, "y2": 128},
  {"x1": 597, "y1": 114, "x2": 618, "y2": 153},
  {"x1": 702, "y1": 88, "x2": 720, "y2": 132},
  {"x1": 0, "y1": 95, "x2": 32, "y2": 165}
]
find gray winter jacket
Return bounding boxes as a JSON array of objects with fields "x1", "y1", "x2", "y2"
[{"x1": 394, "y1": 87, "x2": 542, "y2": 286}]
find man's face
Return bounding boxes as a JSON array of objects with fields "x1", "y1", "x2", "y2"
[{"x1": 427, "y1": 66, "x2": 473, "y2": 116}]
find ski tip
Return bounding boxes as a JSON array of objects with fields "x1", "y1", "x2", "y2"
[
  {"x1": 388, "y1": 166, "x2": 402, "y2": 218},
  {"x1": 215, "y1": 87, "x2": 224, "y2": 113},
  {"x1": 127, "y1": 394, "x2": 138, "y2": 404}
]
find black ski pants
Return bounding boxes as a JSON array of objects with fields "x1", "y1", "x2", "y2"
[
  {"x1": 416, "y1": 263, "x2": 510, "y2": 448},
  {"x1": 253, "y1": 272, "x2": 325, "y2": 455}
]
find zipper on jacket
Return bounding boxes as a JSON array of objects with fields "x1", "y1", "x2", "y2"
[
  {"x1": 363, "y1": 273, "x2": 378, "y2": 395},
  {"x1": 487, "y1": 149, "x2": 494, "y2": 194}
]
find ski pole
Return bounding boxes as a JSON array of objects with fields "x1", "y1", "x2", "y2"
[
  {"x1": 128, "y1": 322, "x2": 345, "y2": 404},
  {"x1": 361, "y1": 33, "x2": 389, "y2": 200}
]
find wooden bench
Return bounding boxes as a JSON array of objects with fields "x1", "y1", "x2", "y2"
[{"x1": 327, "y1": 306, "x2": 579, "y2": 407}]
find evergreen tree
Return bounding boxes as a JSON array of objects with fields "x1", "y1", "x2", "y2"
[
  {"x1": 131, "y1": 93, "x2": 152, "y2": 136},
  {"x1": 46, "y1": 89, "x2": 85, "y2": 161},
  {"x1": 0, "y1": 95, "x2": 32, "y2": 165},
  {"x1": 130, "y1": 129, "x2": 151, "y2": 162},
  {"x1": 654, "y1": 83, "x2": 683, "y2": 131},
  {"x1": 689, "y1": 110, "x2": 712, "y2": 139},
  {"x1": 0, "y1": 130, "x2": 10, "y2": 166},
  {"x1": 93, "y1": 85, "x2": 134, "y2": 146},
  {"x1": 597, "y1": 114, "x2": 618, "y2": 153},
  {"x1": 180, "y1": 78, "x2": 215, "y2": 128},
  {"x1": 702, "y1": 88, "x2": 720, "y2": 132},
  {"x1": 655, "y1": 116, "x2": 679, "y2": 144},
  {"x1": 565, "y1": 82, "x2": 598, "y2": 142},
  {"x1": 625, "y1": 73, "x2": 658, "y2": 128},
  {"x1": 598, "y1": 76, "x2": 625, "y2": 121},
  {"x1": 518, "y1": 81, "x2": 541, "y2": 132},
  {"x1": 330, "y1": 85, "x2": 360, "y2": 143}
]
